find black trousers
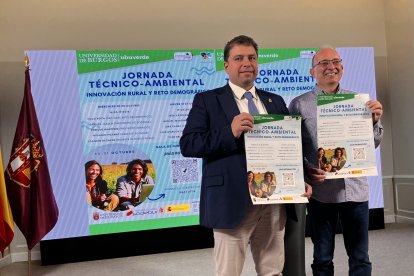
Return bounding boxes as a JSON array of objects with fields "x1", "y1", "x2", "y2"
[{"x1": 283, "y1": 203, "x2": 307, "y2": 276}]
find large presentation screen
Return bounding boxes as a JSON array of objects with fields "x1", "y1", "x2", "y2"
[{"x1": 26, "y1": 47, "x2": 382, "y2": 241}]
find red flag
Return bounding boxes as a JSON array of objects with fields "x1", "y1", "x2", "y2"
[
  {"x1": 4, "y1": 62, "x2": 58, "y2": 250},
  {"x1": 0, "y1": 146, "x2": 14, "y2": 256}
]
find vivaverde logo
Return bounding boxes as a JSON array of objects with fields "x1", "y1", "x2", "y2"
[
  {"x1": 253, "y1": 115, "x2": 301, "y2": 124},
  {"x1": 317, "y1": 94, "x2": 356, "y2": 106},
  {"x1": 214, "y1": 48, "x2": 317, "y2": 72}
]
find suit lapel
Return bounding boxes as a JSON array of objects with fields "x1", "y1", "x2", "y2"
[
  {"x1": 217, "y1": 85, "x2": 240, "y2": 123},
  {"x1": 257, "y1": 90, "x2": 277, "y2": 114}
]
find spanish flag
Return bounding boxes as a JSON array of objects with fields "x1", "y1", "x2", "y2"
[{"x1": 0, "y1": 145, "x2": 14, "y2": 256}]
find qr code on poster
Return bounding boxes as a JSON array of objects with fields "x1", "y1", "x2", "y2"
[
  {"x1": 352, "y1": 147, "x2": 366, "y2": 160},
  {"x1": 282, "y1": 172, "x2": 295, "y2": 186},
  {"x1": 171, "y1": 159, "x2": 199, "y2": 184}
]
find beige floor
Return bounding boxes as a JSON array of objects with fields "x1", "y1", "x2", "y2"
[{"x1": 1, "y1": 223, "x2": 413, "y2": 276}]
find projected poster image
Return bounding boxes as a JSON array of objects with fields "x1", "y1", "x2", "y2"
[
  {"x1": 84, "y1": 148, "x2": 156, "y2": 215},
  {"x1": 81, "y1": 144, "x2": 201, "y2": 234},
  {"x1": 76, "y1": 50, "x2": 214, "y2": 235},
  {"x1": 26, "y1": 47, "x2": 382, "y2": 241}
]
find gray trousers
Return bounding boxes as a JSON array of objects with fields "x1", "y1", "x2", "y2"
[{"x1": 213, "y1": 204, "x2": 286, "y2": 276}]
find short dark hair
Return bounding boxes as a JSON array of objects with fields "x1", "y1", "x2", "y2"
[
  {"x1": 126, "y1": 159, "x2": 148, "y2": 178},
  {"x1": 224, "y1": 35, "x2": 258, "y2": 62},
  {"x1": 85, "y1": 160, "x2": 103, "y2": 182},
  {"x1": 264, "y1": 171, "x2": 273, "y2": 180}
]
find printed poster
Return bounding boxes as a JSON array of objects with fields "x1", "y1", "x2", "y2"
[
  {"x1": 317, "y1": 94, "x2": 378, "y2": 179},
  {"x1": 245, "y1": 115, "x2": 307, "y2": 204}
]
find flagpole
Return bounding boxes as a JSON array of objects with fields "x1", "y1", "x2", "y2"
[
  {"x1": 25, "y1": 54, "x2": 32, "y2": 276},
  {"x1": 25, "y1": 52, "x2": 29, "y2": 68},
  {"x1": 28, "y1": 249, "x2": 32, "y2": 276}
]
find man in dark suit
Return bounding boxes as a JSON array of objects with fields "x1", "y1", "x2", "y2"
[{"x1": 180, "y1": 35, "x2": 309, "y2": 276}]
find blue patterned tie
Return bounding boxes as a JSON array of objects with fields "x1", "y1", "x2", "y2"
[{"x1": 245, "y1": 91, "x2": 259, "y2": 115}]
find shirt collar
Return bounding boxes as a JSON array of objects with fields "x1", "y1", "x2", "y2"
[
  {"x1": 314, "y1": 84, "x2": 343, "y2": 95},
  {"x1": 228, "y1": 81, "x2": 257, "y2": 100}
]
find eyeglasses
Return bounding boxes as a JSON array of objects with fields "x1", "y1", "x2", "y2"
[{"x1": 313, "y1": 59, "x2": 342, "y2": 68}]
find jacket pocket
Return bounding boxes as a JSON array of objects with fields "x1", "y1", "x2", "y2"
[{"x1": 204, "y1": 175, "x2": 224, "y2": 188}]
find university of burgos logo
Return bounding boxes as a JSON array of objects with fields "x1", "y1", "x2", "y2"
[{"x1": 200, "y1": 52, "x2": 212, "y2": 60}]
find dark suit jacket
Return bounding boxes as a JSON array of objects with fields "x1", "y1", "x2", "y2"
[{"x1": 180, "y1": 84, "x2": 296, "y2": 229}]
